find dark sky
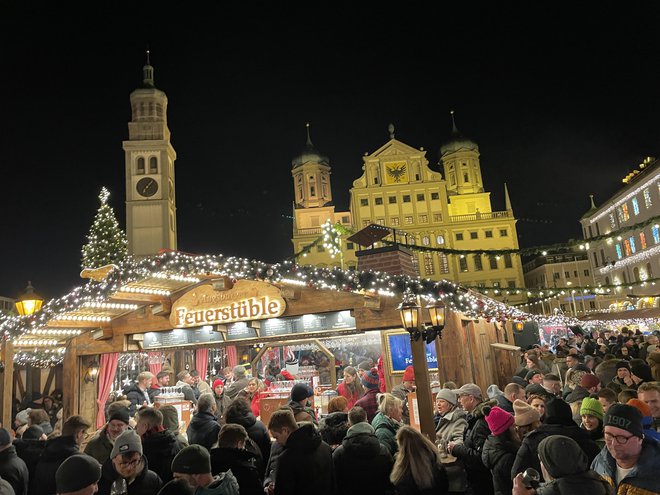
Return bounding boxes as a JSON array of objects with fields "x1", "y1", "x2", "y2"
[{"x1": 2, "y1": 6, "x2": 660, "y2": 300}]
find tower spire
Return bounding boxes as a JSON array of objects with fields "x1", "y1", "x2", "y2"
[
  {"x1": 306, "y1": 122, "x2": 312, "y2": 146},
  {"x1": 504, "y1": 183, "x2": 513, "y2": 212},
  {"x1": 142, "y1": 47, "x2": 155, "y2": 88},
  {"x1": 450, "y1": 110, "x2": 459, "y2": 134},
  {"x1": 589, "y1": 194, "x2": 596, "y2": 209}
]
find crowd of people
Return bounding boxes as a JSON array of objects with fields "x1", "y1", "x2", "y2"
[{"x1": 0, "y1": 327, "x2": 659, "y2": 494}]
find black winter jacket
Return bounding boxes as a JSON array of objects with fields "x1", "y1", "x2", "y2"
[
  {"x1": 225, "y1": 409, "x2": 271, "y2": 473},
  {"x1": 511, "y1": 422, "x2": 600, "y2": 481},
  {"x1": 392, "y1": 457, "x2": 448, "y2": 495},
  {"x1": 0, "y1": 445, "x2": 29, "y2": 495},
  {"x1": 186, "y1": 411, "x2": 221, "y2": 450},
  {"x1": 12, "y1": 438, "x2": 45, "y2": 480},
  {"x1": 481, "y1": 434, "x2": 518, "y2": 495},
  {"x1": 318, "y1": 411, "x2": 349, "y2": 447},
  {"x1": 274, "y1": 423, "x2": 335, "y2": 495},
  {"x1": 536, "y1": 470, "x2": 614, "y2": 495},
  {"x1": 332, "y1": 423, "x2": 393, "y2": 494},
  {"x1": 141, "y1": 430, "x2": 183, "y2": 483},
  {"x1": 97, "y1": 455, "x2": 162, "y2": 495},
  {"x1": 124, "y1": 384, "x2": 150, "y2": 417},
  {"x1": 30, "y1": 435, "x2": 79, "y2": 495},
  {"x1": 210, "y1": 447, "x2": 263, "y2": 495}
]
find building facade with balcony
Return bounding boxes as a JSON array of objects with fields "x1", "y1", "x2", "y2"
[
  {"x1": 292, "y1": 119, "x2": 526, "y2": 300},
  {"x1": 580, "y1": 157, "x2": 660, "y2": 307}
]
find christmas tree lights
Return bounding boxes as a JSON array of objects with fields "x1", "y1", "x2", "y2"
[{"x1": 81, "y1": 187, "x2": 128, "y2": 270}]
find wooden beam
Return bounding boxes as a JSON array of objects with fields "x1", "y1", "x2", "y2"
[
  {"x1": 47, "y1": 320, "x2": 113, "y2": 329},
  {"x1": 43, "y1": 367, "x2": 57, "y2": 396},
  {"x1": 62, "y1": 341, "x2": 79, "y2": 420},
  {"x1": 0, "y1": 341, "x2": 14, "y2": 429},
  {"x1": 14, "y1": 369, "x2": 24, "y2": 401},
  {"x1": 109, "y1": 292, "x2": 171, "y2": 305}
]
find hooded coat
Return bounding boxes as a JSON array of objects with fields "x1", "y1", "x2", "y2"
[
  {"x1": 481, "y1": 434, "x2": 519, "y2": 495},
  {"x1": 195, "y1": 471, "x2": 239, "y2": 495},
  {"x1": 274, "y1": 423, "x2": 335, "y2": 495},
  {"x1": 83, "y1": 425, "x2": 114, "y2": 464},
  {"x1": 12, "y1": 437, "x2": 45, "y2": 481},
  {"x1": 224, "y1": 407, "x2": 271, "y2": 474},
  {"x1": 450, "y1": 399, "x2": 496, "y2": 495},
  {"x1": 30, "y1": 435, "x2": 79, "y2": 495},
  {"x1": 318, "y1": 411, "x2": 349, "y2": 447},
  {"x1": 186, "y1": 411, "x2": 221, "y2": 451},
  {"x1": 371, "y1": 412, "x2": 401, "y2": 457},
  {"x1": 124, "y1": 384, "x2": 151, "y2": 417},
  {"x1": 435, "y1": 407, "x2": 468, "y2": 444},
  {"x1": 210, "y1": 447, "x2": 262, "y2": 495},
  {"x1": 97, "y1": 455, "x2": 163, "y2": 495},
  {"x1": 591, "y1": 437, "x2": 660, "y2": 495},
  {"x1": 332, "y1": 422, "x2": 393, "y2": 494},
  {"x1": 0, "y1": 445, "x2": 29, "y2": 495},
  {"x1": 140, "y1": 429, "x2": 183, "y2": 483}
]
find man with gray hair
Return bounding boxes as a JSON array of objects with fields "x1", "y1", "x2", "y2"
[
  {"x1": 186, "y1": 394, "x2": 220, "y2": 450},
  {"x1": 225, "y1": 366, "x2": 249, "y2": 400}
]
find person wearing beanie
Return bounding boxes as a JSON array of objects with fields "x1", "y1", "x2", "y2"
[
  {"x1": 592, "y1": 403, "x2": 660, "y2": 494},
  {"x1": 579, "y1": 397, "x2": 605, "y2": 449},
  {"x1": 0, "y1": 427, "x2": 28, "y2": 495},
  {"x1": 612, "y1": 360, "x2": 637, "y2": 389},
  {"x1": 513, "y1": 435, "x2": 612, "y2": 495},
  {"x1": 211, "y1": 379, "x2": 231, "y2": 426},
  {"x1": 630, "y1": 362, "x2": 654, "y2": 388},
  {"x1": 354, "y1": 368, "x2": 380, "y2": 422},
  {"x1": 225, "y1": 366, "x2": 249, "y2": 400},
  {"x1": 391, "y1": 366, "x2": 416, "y2": 425},
  {"x1": 482, "y1": 406, "x2": 519, "y2": 495},
  {"x1": 84, "y1": 404, "x2": 130, "y2": 464},
  {"x1": 448, "y1": 383, "x2": 495, "y2": 495},
  {"x1": 566, "y1": 373, "x2": 600, "y2": 404},
  {"x1": 513, "y1": 399, "x2": 542, "y2": 440},
  {"x1": 627, "y1": 398, "x2": 660, "y2": 441},
  {"x1": 433, "y1": 388, "x2": 469, "y2": 493},
  {"x1": 287, "y1": 383, "x2": 317, "y2": 424},
  {"x1": 97, "y1": 429, "x2": 162, "y2": 495},
  {"x1": 525, "y1": 369, "x2": 544, "y2": 385},
  {"x1": 511, "y1": 398, "x2": 600, "y2": 483},
  {"x1": 172, "y1": 444, "x2": 239, "y2": 494},
  {"x1": 157, "y1": 478, "x2": 194, "y2": 495},
  {"x1": 55, "y1": 454, "x2": 101, "y2": 495}
]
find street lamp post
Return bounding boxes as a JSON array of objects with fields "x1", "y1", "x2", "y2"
[
  {"x1": 15, "y1": 281, "x2": 44, "y2": 316},
  {"x1": 397, "y1": 297, "x2": 447, "y2": 440}
]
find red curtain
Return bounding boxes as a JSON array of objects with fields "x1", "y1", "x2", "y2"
[
  {"x1": 195, "y1": 348, "x2": 209, "y2": 383},
  {"x1": 227, "y1": 345, "x2": 237, "y2": 368},
  {"x1": 148, "y1": 352, "x2": 162, "y2": 386},
  {"x1": 96, "y1": 352, "x2": 119, "y2": 429}
]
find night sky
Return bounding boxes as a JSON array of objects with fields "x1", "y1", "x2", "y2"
[{"x1": 3, "y1": 6, "x2": 660, "y2": 300}]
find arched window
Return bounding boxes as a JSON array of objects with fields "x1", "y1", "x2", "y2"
[
  {"x1": 605, "y1": 276, "x2": 610, "y2": 285},
  {"x1": 149, "y1": 157, "x2": 158, "y2": 173},
  {"x1": 137, "y1": 157, "x2": 145, "y2": 175},
  {"x1": 647, "y1": 262, "x2": 653, "y2": 279},
  {"x1": 633, "y1": 267, "x2": 640, "y2": 282}
]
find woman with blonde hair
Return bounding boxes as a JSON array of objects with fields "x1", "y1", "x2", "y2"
[
  {"x1": 237, "y1": 377, "x2": 264, "y2": 418},
  {"x1": 371, "y1": 393, "x2": 402, "y2": 456},
  {"x1": 391, "y1": 425, "x2": 449, "y2": 495},
  {"x1": 336, "y1": 366, "x2": 363, "y2": 409}
]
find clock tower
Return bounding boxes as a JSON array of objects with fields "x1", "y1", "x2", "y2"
[{"x1": 124, "y1": 52, "x2": 177, "y2": 256}]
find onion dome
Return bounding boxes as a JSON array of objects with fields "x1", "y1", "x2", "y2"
[
  {"x1": 440, "y1": 111, "x2": 479, "y2": 157},
  {"x1": 291, "y1": 123, "x2": 329, "y2": 169}
]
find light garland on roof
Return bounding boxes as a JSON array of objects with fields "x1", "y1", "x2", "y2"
[
  {"x1": 118, "y1": 286, "x2": 171, "y2": 296},
  {"x1": 598, "y1": 244, "x2": 660, "y2": 274}
]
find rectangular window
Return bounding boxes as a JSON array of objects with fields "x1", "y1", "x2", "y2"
[
  {"x1": 485, "y1": 230, "x2": 493, "y2": 238},
  {"x1": 584, "y1": 269, "x2": 590, "y2": 276},
  {"x1": 507, "y1": 280, "x2": 516, "y2": 288},
  {"x1": 629, "y1": 236, "x2": 636, "y2": 253},
  {"x1": 456, "y1": 232, "x2": 464, "y2": 241},
  {"x1": 624, "y1": 239, "x2": 632, "y2": 256},
  {"x1": 388, "y1": 196, "x2": 397, "y2": 204},
  {"x1": 593, "y1": 252, "x2": 599, "y2": 267},
  {"x1": 411, "y1": 254, "x2": 419, "y2": 274},
  {"x1": 640, "y1": 232, "x2": 647, "y2": 250},
  {"x1": 405, "y1": 216, "x2": 414, "y2": 224},
  {"x1": 403, "y1": 195, "x2": 411, "y2": 203},
  {"x1": 644, "y1": 188, "x2": 652, "y2": 208},
  {"x1": 588, "y1": 225, "x2": 593, "y2": 238},
  {"x1": 499, "y1": 229, "x2": 508, "y2": 237},
  {"x1": 474, "y1": 255, "x2": 483, "y2": 271},
  {"x1": 459, "y1": 257, "x2": 468, "y2": 272},
  {"x1": 360, "y1": 198, "x2": 368, "y2": 206},
  {"x1": 419, "y1": 214, "x2": 428, "y2": 223},
  {"x1": 489, "y1": 257, "x2": 498, "y2": 269},
  {"x1": 653, "y1": 225, "x2": 660, "y2": 243},
  {"x1": 433, "y1": 213, "x2": 442, "y2": 222},
  {"x1": 493, "y1": 281, "x2": 501, "y2": 288},
  {"x1": 595, "y1": 223, "x2": 600, "y2": 236},
  {"x1": 341, "y1": 216, "x2": 350, "y2": 223},
  {"x1": 632, "y1": 197, "x2": 640, "y2": 215},
  {"x1": 504, "y1": 253, "x2": 513, "y2": 268},
  {"x1": 375, "y1": 197, "x2": 383, "y2": 205},
  {"x1": 363, "y1": 220, "x2": 370, "y2": 227},
  {"x1": 470, "y1": 231, "x2": 478, "y2": 239},
  {"x1": 621, "y1": 203, "x2": 630, "y2": 221},
  {"x1": 565, "y1": 271, "x2": 570, "y2": 278},
  {"x1": 609, "y1": 213, "x2": 616, "y2": 229},
  {"x1": 431, "y1": 192, "x2": 440, "y2": 200},
  {"x1": 423, "y1": 253, "x2": 435, "y2": 275},
  {"x1": 376, "y1": 218, "x2": 385, "y2": 225},
  {"x1": 574, "y1": 270, "x2": 578, "y2": 277},
  {"x1": 600, "y1": 248, "x2": 606, "y2": 265},
  {"x1": 553, "y1": 272, "x2": 560, "y2": 280},
  {"x1": 439, "y1": 253, "x2": 449, "y2": 273},
  {"x1": 416, "y1": 194, "x2": 425, "y2": 201},
  {"x1": 346, "y1": 242, "x2": 354, "y2": 250},
  {"x1": 391, "y1": 217, "x2": 400, "y2": 226},
  {"x1": 615, "y1": 244, "x2": 623, "y2": 259}
]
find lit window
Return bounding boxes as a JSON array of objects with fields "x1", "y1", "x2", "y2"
[
  {"x1": 624, "y1": 239, "x2": 631, "y2": 256},
  {"x1": 439, "y1": 253, "x2": 449, "y2": 273},
  {"x1": 629, "y1": 237, "x2": 636, "y2": 253},
  {"x1": 405, "y1": 216, "x2": 413, "y2": 224},
  {"x1": 433, "y1": 213, "x2": 442, "y2": 222},
  {"x1": 459, "y1": 257, "x2": 468, "y2": 272},
  {"x1": 436, "y1": 235, "x2": 445, "y2": 245},
  {"x1": 621, "y1": 203, "x2": 630, "y2": 221},
  {"x1": 654, "y1": 225, "x2": 660, "y2": 243},
  {"x1": 422, "y1": 236, "x2": 430, "y2": 246},
  {"x1": 632, "y1": 197, "x2": 640, "y2": 215},
  {"x1": 363, "y1": 220, "x2": 370, "y2": 227},
  {"x1": 391, "y1": 217, "x2": 400, "y2": 226},
  {"x1": 419, "y1": 214, "x2": 428, "y2": 223},
  {"x1": 640, "y1": 232, "x2": 647, "y2": 250},
  {"x1": 615, "y1": 244, "x2": 623, "y2": 259},
  {"x1": 609, "y1": 213, "x2": 616, "y2": 229},
  {"x1": 644, "y1": 188, "x2": 652, "y2": 208},
  {"x1": 376, "y1": 219, "x2": 385, "y2": 225},
  {"x1": 424, "y1": 253, "x2": 435, "y2": 275},
  {"x1": 474, "y1": 255, "x2": 483, "y2": 271}
]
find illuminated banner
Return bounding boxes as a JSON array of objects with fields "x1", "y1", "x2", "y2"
[{"x1": 170, "y1": 280, "x2": 286, "y2": 328}]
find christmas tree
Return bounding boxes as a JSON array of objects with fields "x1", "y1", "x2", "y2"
[{"x1": 81, "y1": 187, "x2": 128, "y2": 270}]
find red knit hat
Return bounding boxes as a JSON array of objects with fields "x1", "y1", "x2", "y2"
[
  {"x1": 484, "y1": 406, "x2": 515, "y2": 436},
  {"x1": 402, "y1": 366, "x2": 415, "y2": 382},
  {"x1": 212, "y1": 379, "x2": 224, "y2": 389},
  {"x1": 627, "y1": 398, "x2": 651, "y2": 418},
  {"x1": 580, "y1": 373, "x2": 600, "y2": 390}
]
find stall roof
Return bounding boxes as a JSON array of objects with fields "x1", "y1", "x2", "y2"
[{"x1": 579, "y1": 307, "x2": 660, "y2": 322}]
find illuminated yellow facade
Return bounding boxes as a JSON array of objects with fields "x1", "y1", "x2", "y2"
[{"x1": 291, "y1": 121, "x2": 526, "y2": 301}]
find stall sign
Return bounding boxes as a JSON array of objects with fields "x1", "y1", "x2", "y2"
[
  {"x1": 261, "y1": 310, "x2": 355, "y2": 338},
  {"x1": 170, "y1": 280, "x2": 286, "y2": 328},
  {"x1": 226, "y1": 322, "x2": 259, "y2": 341},
  {"x1": 143, "y1": 326, "x2": 225, "y2": 349},
  {"x1": 387, "y1": 332, "x2": 438, "y2": 372}
]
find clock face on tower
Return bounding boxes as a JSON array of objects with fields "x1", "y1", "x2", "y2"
[{"x1": 136, "y1": 177, "x2": 159, "y2": 198}]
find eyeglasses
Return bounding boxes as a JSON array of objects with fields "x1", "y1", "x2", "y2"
[
  {"x1": 604, "y1": 432, "x2": 635, "y2": 445},
  {"x1": 118, "y1": 458, "x2": 140, "y2": 468}
]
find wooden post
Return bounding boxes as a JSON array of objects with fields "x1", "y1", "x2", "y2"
[
  {"x1": 410, "y1": 336, "x2": 435, "y2": 441},
  {"x1": 62, "y1": 341, "x2": 79, "y2": 420},
  {"x1": 0, "y1": 341, "x2": 14, "y2": 428}
]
